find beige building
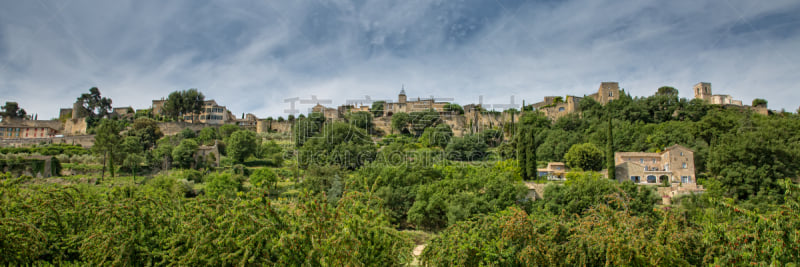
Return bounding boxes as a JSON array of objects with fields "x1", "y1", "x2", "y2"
[
  {"x1": 152, "y1": 99, "x2": 234, "y2": 124},
  {"x1": 0, "y1": 125, "x2": 58, "y2": 139},
  {"x1": 693, "y1": 82, "x2": 743, "y2": 106},
  {"x1": 383, "y1": 88, "x2": 449, "y2": 116},
  {"x1": 614, "y1": 144, "x2": 696, "y2": 184},
  {"x1": 530, "y1": 82, "x2": 620, "y2": 120},
  {"x1": 537, "y1": 162, "x2": 569, "y2": 180}
]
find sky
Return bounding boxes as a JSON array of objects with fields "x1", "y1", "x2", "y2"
[{"x1": 1, "y1": 0, "x2": 799, "y2": 119}]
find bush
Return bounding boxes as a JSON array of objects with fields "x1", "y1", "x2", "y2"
[
  {"x1": 445, "y1": 135, "x2": 488, "y2": 161},
  {"x1": 250, "y1": 168, "x2": 278, "y2": 189},
  {"x1": 205, "y1": 172, "x2": 243, "y2": 198}
]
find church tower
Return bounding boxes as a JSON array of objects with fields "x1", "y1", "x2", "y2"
[
  {"x1": 693, "y1": 82, "x2": 711, "y2": 101},
  {"x1": 399, "y1": 86, "x2": 407, "y2": 104}
]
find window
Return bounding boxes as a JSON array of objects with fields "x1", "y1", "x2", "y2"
[
  {"x1": 630, "y1": 176, "x2": 641, "y2": 183},
  {"x1": 609, "y1": 91, "x2": 613, "y2": 97},
  {"x1": 681, "y1": 176, "x2": 691, "y2": 183},
  {"x1": 680, "y1": 152, "x2": 684, "y2": 156},
  {"x1": 639, "y1": 158, "x2": 644, "y2": 164},
  {"x1": 558, "y1": 107, "x2": 565, "y2": 112},
  {"x1": 647, "y1": 175, "x2": 657, "y2": 183},
  {"x1": 682, "y1": 163, "x2": 687, "y2": 169},
  {"x1": 652, "y1": 159, "x2": 656, "y2": 164}
]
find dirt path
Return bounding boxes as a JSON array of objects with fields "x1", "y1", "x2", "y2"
[{"x1": 411, "y1": 244, "x2": 426, "y2": 266}]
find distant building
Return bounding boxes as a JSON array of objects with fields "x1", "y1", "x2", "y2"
[
  {"x1": 0, "y1": 125, "x2": 58, "y2": 139},
  {"x1": 383, "y1": 87, "x2": 449, "y2": 116},
  {"x1": 693, "y1": 82, "x2": 743, "y2": 106},
  {"x1": 537, "y1": 162, "x2": 569, "y2": 180},
  {"x1": 152, "y1": 99, "x2": 234, "y2": 124},
  {"x1": 531, "y1": 82, "x2": 620, "y2": 120},
  {"x1": 614, "y1": 144, "x2": 696, "y2": 184}
]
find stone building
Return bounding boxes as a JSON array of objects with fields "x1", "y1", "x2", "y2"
[
  {"x1": 0, "y1": 125, "x2": 58, "y2": 139},
  {"x1": 614, "y1": 144, "x2": 696, "y2": 184},
  {"x1": 152, "y1": 99, "x2": 234, "y2": 124},
  {"x1": 693, "y1": 82, "x2": 743, "y2": 106},
  {"x1": 382, "y1": 87, "x2": 449, "y2": 116},
  {"x1": 531, "y1": 82, "x2": 620, "y2": 120},
  {"x1": 537, "y1": 162, "x2": 569, "y2": 180},
  {"x1": 311, "y1": 104, "x2": 340, "y2": 121}
]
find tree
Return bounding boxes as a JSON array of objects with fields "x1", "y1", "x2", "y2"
[
  {"x1": 656, "y1": 86, "x2": 679, "y2": 96},
  {"x1": 419, "y1": 123, "x2": 453, "y2": 148},
  {"x1": 607, "y1": 116, "x2": 615, "y2": 180},
  {"x1": 564, "y1": 143, "x2": 604, "y2": 171},
  {"x1": 371, "y1": 101, "x2": 385, "y2": 117},
  {"x1": 77, "y1": 87, "x2": 112, "y2": 119},
  {"x1": 205, "y1": 172, "x2": 243, "y2": 198},
  {"x1": 346, "y1": 111, "x2": 373, "y2": 132},
  {"x1": 172, "y1": 139, "x2": 199, "y2": 169},
  {"x1": 390, "y1": 112, "x2": 410, "y2": 134},
  {"x1": 226, "y1": 130, "x2": 258, "y2": 163},
  {"x1": 92, "y1": 119, "x2": 124, "y2": 178},
  {"x1": 298, "y1": 122, "x2": 375, "y2": 169},
  {"x1": 292, "y1": 117, "x2": 320, "y2": 147},
  {"x1": 409, "y1": 109, "x2": 441, "y2": 136},
  {"x1": 515, "y1": 112, "x2": 550, "y2": 180},
  {"x1": 0, "y1": 102, "x2": 26, "y2": 121},
  {"x1": 445, "y1": 135, "x2": 488, "y2": 161},
  {"x1": 752, "y1": 98, "x2": 767, "y2": 108},
  {"x1": 162, "y1": 89, "x2": 205, "y2": 122},
  {"x1": 197, "y1": 127, "x2": 220, "y2": 145},
  {"x1": 219, "y1": 124, "x2": 239, "y2": 139},
  {"x1": 442, "y1": 103, "x2": 464, "y2": 114},
  {"x1": 129, "y1": 118, "x2": 163, "y2": 150},
  {"x1": 250, "y1": 168, "x2": 278, "y2": 190}
]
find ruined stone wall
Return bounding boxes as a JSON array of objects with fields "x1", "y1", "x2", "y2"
[{"x1": 256, "y1": 120, "x2": 293, "y2": 134}]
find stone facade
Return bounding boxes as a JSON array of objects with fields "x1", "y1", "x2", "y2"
[
  {"x1": 530, "y1": 82, "x2": 620, "y2": 121},
  {"x1": 693, "y1": 82, "x2": 744, "y2": 106},
  {"x1": 383, "y1": 88, "x2": 449, "y2": 117},
  {"x1": 614, "y1": 144, "x2": 696, "y2": 185},
  {"x1": 0, "y1": 125, "x2": 58, "y2": 139},
  {"x1": 537, "y1": 162, "x2": 569, "y2": 180}
]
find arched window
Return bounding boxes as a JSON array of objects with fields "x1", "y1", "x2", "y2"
[
  {"x1": 558, "y1": 107, "x2": 565, "y2": 112},
  {"x1": 647, "y1": 175, "x2": 657, "y2": 183}
]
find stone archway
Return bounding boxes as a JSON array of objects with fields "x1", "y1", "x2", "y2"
[{"x1": 659, "y1": 175, "x2": 669, "y2": 184}]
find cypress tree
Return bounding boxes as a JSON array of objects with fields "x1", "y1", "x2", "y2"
[
  {"x1": 526, "y1": 126, "x2": 537, "y2": 179},
  {"x1": 516, "y1": 126, "x2": 528, "y2": 179},
  {"x1": 606, "y1": 114, "x2": 615, "y2": 180}
]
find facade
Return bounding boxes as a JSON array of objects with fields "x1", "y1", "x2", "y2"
[
  {"x1": 153, "y1": 99, "x2": 234, "y2": 124},
  {"x1": 0, "y1": 125, "x2": 58, "y2": 139},
  {"x1": 383, "y1": 88, "x2": 449, "y2": 116},
  {"x1": 614, "y1": 144, "x2": 696, "y2": 185},
  {"x1": 537, "y1": 162, "x2": 569, "y2": 180},
  {"x1": 693, "y1": 82, "x2": 744, "y2": 106},
  {"x1": 587, "y1": 82, "x2": 621, "y2": 104},
  {"x1": 531, "y1": 82, "x2": 620, "y2": 121},
  {"x1": 311, "y1": 104, "x2": 340, "y2": 121}
]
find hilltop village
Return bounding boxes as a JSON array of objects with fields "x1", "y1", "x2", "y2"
[
  {"x1": 2, "y1": 81, "x2": 799, "y2": 265},
  {"x1": 0, "y1": 81, "x2": 771, "y2": 143}
]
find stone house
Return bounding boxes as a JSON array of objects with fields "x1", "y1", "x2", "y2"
[
  {"x1": 614, "y1": 144, "x2": 696, "y2": 185},
  {"x1": 530, "y1": 82, "x2": 621, "y2": 120},
  {"x1": 537, "y1": 162, "x2": 569, "y2": 180},
  {"x1": 0, "y1": 124, "x2": 58, "y2": 139}
]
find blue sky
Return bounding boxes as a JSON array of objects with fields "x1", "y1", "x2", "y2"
[{"x1": 1, "y1": 0, "x2": 799, "y2": 119}]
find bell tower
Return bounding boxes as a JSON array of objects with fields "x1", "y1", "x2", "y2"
[{"x1": 693, "y1": 82, "x2": 711, "y2": 101}]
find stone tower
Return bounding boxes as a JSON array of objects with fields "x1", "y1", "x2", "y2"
[
  {"x1": 596, "y1": 82, "x2": 620, "y2": 104},
  {"x1": 399, "y1": 86, "x2": 407, "y2": 104},
  {"x1": 693, "y1": 82, "x2": 711, "y2": 101}
]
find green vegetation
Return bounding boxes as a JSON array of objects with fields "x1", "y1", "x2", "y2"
[
  {"x1": 1, "y1": 101, "x2": 27, "y2": 121},
  {"x1": 1, "y1": 88, "x2": 800, "y2": 265},
  {"x1": 161, "y1": 89, "x2": 205, "y2": 122}
]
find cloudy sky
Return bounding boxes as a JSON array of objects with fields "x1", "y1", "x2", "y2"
[{"x1": 1, "y1": 0, "x2": 799, "y2": 119}]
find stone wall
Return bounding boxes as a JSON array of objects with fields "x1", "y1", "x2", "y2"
[
  {"x1": 0, "y1": 135, "x2": 96, "y2": 148},
  {"x1": 64, "y1": 118, "x2": 87, "y2": 135},
  {"x1": 157, "y1": 122, "x2": 214, "y2": 136},
  {"x1": 256, "y1": 120, "x2": 293, "y2": 134}
]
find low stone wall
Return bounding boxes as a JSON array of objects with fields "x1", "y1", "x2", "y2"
[
  {"x1": 157, "y1": 122, "x2": 215, "y2": 136},
  {"x1": 0, "y1": 135, "x2": 96, "y2": 148}
]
